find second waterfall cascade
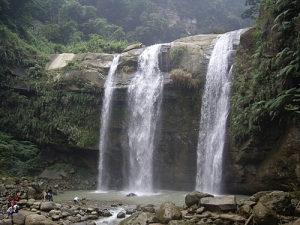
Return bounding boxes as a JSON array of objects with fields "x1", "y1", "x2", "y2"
[
  {"x1": 98, "y1": 54, "x2": 120, "y2": 191},
  {"x1": 123, "y1": 44, "x2": 166, "y2": 194},
  {"x1": 196, "y1": 30, "x2": 242, "y2": 194}
]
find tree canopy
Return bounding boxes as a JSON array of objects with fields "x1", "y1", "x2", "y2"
[{"x1": 5, "y1": 0, "x2": 252, "y2": 47}]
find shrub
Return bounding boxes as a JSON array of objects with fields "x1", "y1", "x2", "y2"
[{"x1": 170, "y1": 68, "x2": 200, "y2": 90}]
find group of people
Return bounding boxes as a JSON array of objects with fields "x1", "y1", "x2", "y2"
[
  {"x1": 2, "y1": 188, "x2": 80, "y2": 219},
  {"x1": 41, "y1": 187, "x2": 53, "y2": 202},
  {"x1": 6, "y1": 192, "x2": 20, "y2": 218}
]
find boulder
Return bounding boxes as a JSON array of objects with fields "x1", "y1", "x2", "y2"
[
  {"x1": 237, "y1": 199, "x2": 256, "y2": 218},
  {"x1": 49, "y1": 210, "x2": 62, "y2": 218},
  {"x1": 30, "y1": 202, "x2": 41, "y2": 210},
  {"x1": 27, "y1": 187, "x2": 36, "y2": 199},
  {"x1": 40, "y1": 202, "x2": 57, "y2": 211},
  {"x1": 168, "y1": 221, "x2": 189, "y2": 225},
  {"x1": 293, "y1": 218, "x2": 300, "y2": 225},
  {"x1": 17, "y1": 199, "x2": 27, "y2": 207},
  {"x1": 252, "y1": 202, "x2": 278, "y2": 225},
  {"x1": 126, "y1": 209, "x2": 136, "y2": 215},
  {"x1": 126, "y1": 193, "x2": 137, "y2": 197},
  {"x1": 1, "y1": 219, "x2": 13, "y2": 225},
  {"x1": 258, "y1": 191, "x2": 293, "y2": 216},
  {"x1": 86, "y1": 207, "x2": 98, "y2": 213},
  {"x1": 199, "y1": 195, "x2": 237, "y2": 212},
  {"x1": 219, "y1": 213, "x2": 246, "y2": 223},
  {"x1": 101, "y1": 209, "x2": 112, "y2": 217},
  {"x1": 25, "y1": 214, "x2": 58, "y2": 225},
  {"x1": 26, "y1": 199, "x2": 35, "y2": 207},
  {"x1": 157, "y1": 202, "x2": 182, "y2": 224},
  {"x1": 12, "y1": 213, "x2": 26, "y2": 225},
  {"x1": 117, "y1": 211, "x2": 126, "y2": 218},
  {"x1": 118, "y1": 211, "x2": 157, "y2": 225},
  {"x1": 185, "y1": 191, "x2": 213, "y2": 207}
]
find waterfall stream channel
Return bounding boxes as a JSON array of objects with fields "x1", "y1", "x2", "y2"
[{"x1": 195, "y1": 30, "x2": 242, "y2": 194}]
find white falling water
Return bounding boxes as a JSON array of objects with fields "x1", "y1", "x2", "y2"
[
  {"x1": 125, "y1": 44, "x2": 165, "y2": 194},
  {"x1": 98, "y1": 55, "x2": 120, "y2": 191},
  {"x1": 196, "y1": 30, "x2": 241, "y2": 194}
]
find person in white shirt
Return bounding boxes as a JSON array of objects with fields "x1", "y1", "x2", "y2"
[
  {"x1": 74, "y1": 197, "x2": 79, "y2": 205},
  {"x1": 13, "y1": 204, "x2": 19, "y2": 213},
  {"x1": 7, "y1": 205, "x2": 14, "y2": 218}
]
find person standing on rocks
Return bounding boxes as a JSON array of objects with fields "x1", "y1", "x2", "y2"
[
  {"x1": 41, "y1": 191, "x2": 47, "y2": 202},
  {"x1": 7, "y1": 195, "x2": 13, "y2": 208},
  {"x1": 47, "y1": 187, "x2": 53, "y2": 202},
  {"x1": 14, "y1": 192, "x2": 20, "y2": 201},
  {"x1": 74, "y1": 197, "x2": 79, "y2": 205},
  {"x1": 13, "y1": 203, "x2": 19, "y2": 213},
  {"x1": 6, "y1": 205, "x2": 14, "y2": 219}
]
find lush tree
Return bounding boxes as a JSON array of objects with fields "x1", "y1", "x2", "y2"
[
  {"x1": 133, "y1": 12, "x2": 169, "y2": 45},
  {"x1": 0, "y1": 132, "x2": 40, "y2": 177},
  {"x1": 241, "y1": 0, "x2": 263, "y2": 19},
  {"x1": 0, "y1": 0, "x2": 41, "y2": 35},
  {"x1": 35, "y1": 0, "x2": 64, "y2": 23}
]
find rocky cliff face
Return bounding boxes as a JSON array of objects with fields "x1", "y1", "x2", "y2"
[
  {"x1": 43, "y1": 35, "x2": 218, "y2": 191},
  {"x1": 226, "y1": 6, "x2": 300, "y2": 194}
]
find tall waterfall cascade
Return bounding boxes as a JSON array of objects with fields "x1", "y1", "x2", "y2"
[
  {"x1": 196, "y1": 30, "x2": 242, "y2": 194},
  {"x1": 98, "y1": 55, "x2": 120, "y2": 191},
  {"x1": 123, "y1": 44, "x2": 167, "y2": 194}
]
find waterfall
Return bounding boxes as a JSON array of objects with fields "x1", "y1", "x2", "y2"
[
  {"x1": 123, "y1": 44, "x2": 166, "y2": 194},
  {"x1": 98, "y1": 54, "x2": 120, "y2": 191},
  {"x1": 195, "y1": 30, "x2": 241, "y2": 194}
]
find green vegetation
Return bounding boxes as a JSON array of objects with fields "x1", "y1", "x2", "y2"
[
  {"x1": 170, "y1": 69, "x2": 200, "y2": 91},
  {"x1": 168, "y1": 46, "x2": 187, "y2": 69},
  {"x1": 230, "y1": 0, "x2": 300, "y2": 145},
  {"x1": 2, "y1": 0, "x2": 252, "y2": 49},
  {"x1": 0, "y1": 132, "x2": 40, "y2": 177}
]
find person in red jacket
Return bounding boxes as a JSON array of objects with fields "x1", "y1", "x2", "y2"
[
  {"x1": 7, "y1": 196, "x2": 13, "y2": 208},
  {"x1": 14, "y1": 192, "x2": 20, "y2": 201}
]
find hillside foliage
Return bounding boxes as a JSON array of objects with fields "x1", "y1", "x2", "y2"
[{"x1": 230, "y1": 0, "x2": 300, "y2": 145}]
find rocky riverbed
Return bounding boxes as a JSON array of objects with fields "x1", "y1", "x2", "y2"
[{"x1": 1, "y1": 177, "x2": 300, "y2": 225}]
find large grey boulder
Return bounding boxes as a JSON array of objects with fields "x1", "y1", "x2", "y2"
[
  {"x1": 293, "y1": 218, "x2": 300, "y2": 225},
  {"x1": 12, "y1": 213, "x2": 26, "y2": 225},
  {"x1": 258, "y1": 191, "x2": 292, "y2": 216},
  {"x1": 118, "y1": 211, "x2": 157, "y2": 225},
  {"x1": 237, "y1": 199, "x2": 256, "y2": 218},
  {"x1": 61, "y1": 207, "x2": 75, "y2": 217},
  {"x1": 252, "y1": 202, "x2": 278, "y2": 225},
  {"x1": 1, "y1": 219, "x2": 13, "y2": 225},
  {"x1": 40, "y1": 202, "x2": 57, "y2": 211},
  {"x1": 27, "y1": 187, "x2": 36, "y2": 199},
  {"x1": 157, "y1": 202, "x2": 182, "y2": 224},
  {"x1": 199, "y1": 195, "x2": 237, "y2": 212},
  {"x1": 25, "y1": 214, "x2": 58, "y2": 225},
  {"x1": 185, "y1": 191, "x2": 213, "y2": 207}
]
